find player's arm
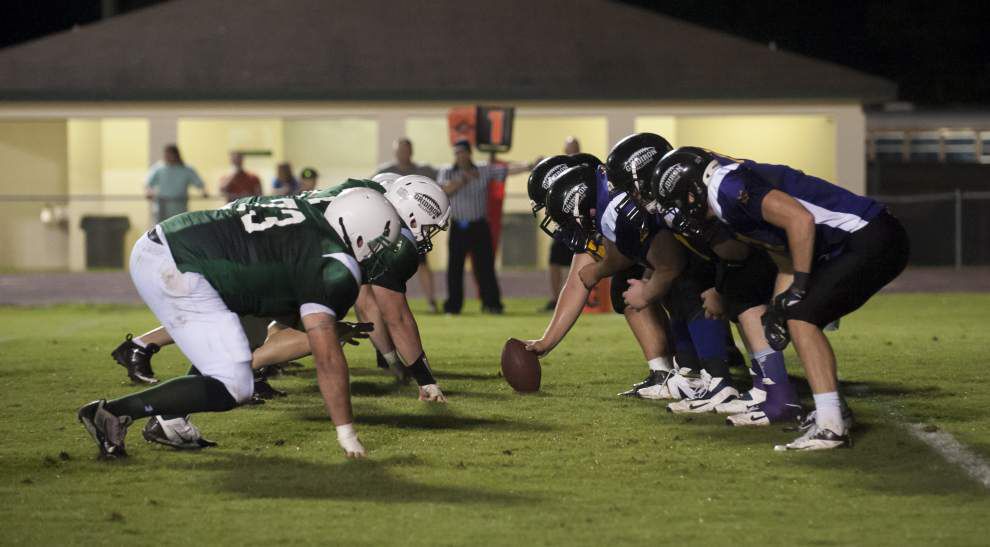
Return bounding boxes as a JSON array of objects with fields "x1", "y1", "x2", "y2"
[
  {"x1": 577, "y1": 239, "x2": 633, "y2": 289},
  {"x1": 524, "y1": 251, "x2": 596, "y2": 356},
  {"x1": 623, "y1": 230, "x2": 685, "y2": 310},
  {"x1": 301, "y1": 309, "x2": 365, "y2": 459},
  {"x1": 371, "y1": 285, "x2": 446, "y2": 403},
  {"x1": 354, "y1": 285, "x2": 395, "y2": 356},
  {"x1": 760, "y1": 189, "x2": 815, "y2": 309}
]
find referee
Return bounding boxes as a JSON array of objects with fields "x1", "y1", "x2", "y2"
[{"x1": 437, "y1": 139, "x2": 534, "y2": 315}]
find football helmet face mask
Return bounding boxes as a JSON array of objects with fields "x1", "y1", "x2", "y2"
[
  {"x1": 605, "y1": 132, "x2": 673, "y2": 223},
  {"x1": 544, "y1": 165, "x2": 602, "y2": 255},
  {"x1": 324, "y1": 188, "x2": 402, "y2": 281},
  {"x1": 385, "y1": 175, "x2": 450, "y2": 255},
  {"x1": 650, "y1": 146, "x2": 720, "y2": 223}
]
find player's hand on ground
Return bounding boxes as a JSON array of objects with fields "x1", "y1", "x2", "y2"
[
  {"x1": 418, "y1": 383, "x2": 448, "y2": 403},
  {"x1": 336, "y1": 321, "x2": 374, "y2": 346},
  {"x1": 700, "y1": 288, "x2": 724, "y2": 319},
  {"x1": 622, "y1": 279, "x2": 649, "y2": 310},
  {"x1": 524, "y1": 338, "x2": 553, "y2": 357},
  {"x1": 336, "y1": 424, "x2": 367, "y2": 459}
]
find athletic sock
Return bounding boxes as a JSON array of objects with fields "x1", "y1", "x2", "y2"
[
  {"x1": 132, "y1": 336, "x2": 148, "y2": 348},
  {"x1": 162, "y1": 365, "x2": 202, "y2": 420},
  {"x1": 382, "y1": 351, "x2": 400, "y2": 367},
  {"x1": 104, "y1": 375, "x2": 237, "y2": 421},
  {"x1": 648, "y1": 356, "x2": 674, "y2": 373},
  {"x1": 812, "y1": 391, "x2": 845, "y2": 434},
  {"x1": 688, "y1": 317, "x2": 730, "y2": 379},
  {"x1": 748, "y1": 356, "x2": 766, "y2": 393},
  {"x1": 754, "y1": 348, "x2": 799, "y2": 419}
]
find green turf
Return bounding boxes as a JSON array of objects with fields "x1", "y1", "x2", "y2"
[{"x1": 1, "y1": 295, "x2": 989, "y2": 545}]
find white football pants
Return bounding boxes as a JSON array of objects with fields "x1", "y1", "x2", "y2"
[{"x1": 128, "y1": 227, "x2": 254, "y2": 403}]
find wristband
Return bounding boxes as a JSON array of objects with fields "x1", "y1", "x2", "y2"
[
  {"x1": 407, "y1": 353, "x2": 437, "y2": 386},
  {"x1": 792, "y1": 272, "x2": 810, "y2": 292}
]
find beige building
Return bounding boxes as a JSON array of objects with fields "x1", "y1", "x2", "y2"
[{"x1": 0, "y1": 0, "x2": 894, "y2": 271}]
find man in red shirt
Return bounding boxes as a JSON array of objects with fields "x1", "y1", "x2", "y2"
[{"x1": 219, "y1": 152, "x2": 262, "y2": 202}]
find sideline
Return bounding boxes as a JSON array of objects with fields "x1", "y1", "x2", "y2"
[{"x1": 905, "y1": 423, "x2": 990, "y2": 489}]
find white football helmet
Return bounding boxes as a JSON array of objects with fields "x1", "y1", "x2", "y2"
[
  {"x1": 371, "y1": 172, "x2": 401, "y2": 189},
  {"x1": 385, "y1": 175, "x2": 451, "y2": 254},
  {"x1": 324, "y1": 188, "x2": 401, "y2": 280}
]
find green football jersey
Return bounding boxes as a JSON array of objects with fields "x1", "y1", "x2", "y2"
[
  {"x1": 227, "y1": 178, "x2": 420, "y2": 293},
  {"x1": 160, "y1": 197, "x2": 360, "y2": 318}
]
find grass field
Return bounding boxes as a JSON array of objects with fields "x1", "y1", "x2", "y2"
[{"x1": 2, "y1": 294, "x2": 989, "y2": 545}]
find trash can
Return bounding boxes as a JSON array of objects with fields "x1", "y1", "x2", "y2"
[
  {"x1": 499, "y1": 213, "x2": 538, "y2": 267},
  {"x1": 80, "y1": 216, "x2": 131, "y2": 269}
]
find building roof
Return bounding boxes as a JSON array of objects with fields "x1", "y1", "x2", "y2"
[{"x1": 0, "y1": 0, "x2": 896, "y2": 102}]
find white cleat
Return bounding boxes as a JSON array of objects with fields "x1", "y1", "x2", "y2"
[
  {"x1": 795, "y1": 407, "x2": 855, "y2": 433},
  {"x1": 714, "y1": 387, "x2": 766, "y2": 414},
  {"x1": 636, "y1": 370, "x2": 698, "y2": 400},
  {"x1": 726, "y1": 403, "x2": 801, "y2": 427},
  {"x1": 666, "y1": 376, "x2": 739, "y2": 414},
  {"x1": 774, "y1": 424, "x2": 851, "y2": 452}
]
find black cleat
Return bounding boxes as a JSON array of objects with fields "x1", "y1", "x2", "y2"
[
  {"x1": 111, "y1": 334, "x2": 159, "y2": 384},
  {"x1": 253, "y1": 377, "x2": 287, "y2": 400},
  {"x1": 78, "y1": 400, "x2": 132, "y2": 459},
  {"x1": 142, "y1": 416, "x2": 217, "y2": 450},
  {"x1": 619, "y1": 369, "x2": 666, "y2": 397}
]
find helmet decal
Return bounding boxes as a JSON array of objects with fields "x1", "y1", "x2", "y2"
[
  {"x1": 562, "y1": 184, "x2": 586, "y2": 216},
  {"x1": 624, "y1": 147, "x2": 658, "y2": 174},
  {"x1": 659, "y1": 164, "x2": 689, "y2": 196},
  {"x1": 542, "y1": 164, "x2": 570, "y2": 190},
  {"x1": 414, "y1": 192, "x2": 442, "y2": 219}
]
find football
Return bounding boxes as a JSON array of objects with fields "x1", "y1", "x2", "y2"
[{"x1": 500, "y1": 338, "x2": 541, "y2": 393}]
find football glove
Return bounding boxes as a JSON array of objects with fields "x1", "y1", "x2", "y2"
[
  {"x1": 772, "y1": 272, "x2": 809, "y2": 316},
  {"x1": 337, "y1": 321, "x2": 374, "y2": 346},
  {"x1": 762, "y1": 308, "x2": 791, "y2": 351}
]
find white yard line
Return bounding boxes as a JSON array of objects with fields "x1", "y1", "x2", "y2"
[{"x1": 905, "y1": 423, "x2": 990, "y2": 489}]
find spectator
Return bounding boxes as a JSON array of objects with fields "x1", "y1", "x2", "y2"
[
  {"x1": 219, "y1": 151, "x2": 262, "y2": 203},
  {"x1": 375, "y1": 138, "x2": 441, "y2": 312},
  {"x1": 272, "y1": 162, "x2": 299, "y2": 195},
  {"x1": 145, "y1": 143, "x2": 206, "y2": 223},
  {"x1": 299, "y1": 167, "x2": 319, "y2": 192},
  {"x1": 543, "y1": 136, "x2": 581, "y2": 311},
  {"x1": 437, "y1": 139, "x2": 534, "y2": 315}
]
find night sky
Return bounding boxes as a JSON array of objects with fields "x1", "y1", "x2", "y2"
[{"x1": 1, "y1": 0, "x2": 987, "y2": 107}]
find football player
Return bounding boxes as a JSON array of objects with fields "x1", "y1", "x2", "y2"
[
  {"x1": 109, "y1": 176, "x2": 452, "y2": 449},
  {"x1": 79, "y1": 188, "x2": 401, "y2": 459},
  {"x1": 647, "y1": 146, "x2": 909, "y2": 450},
  {"x1": 602, "y1": 134, "x2": 742, "y2": 411},
  {"x1": 611, "y1": 138, "x2": 802, "y2": 425},
  {"x1": 522, "y1": 154, "x2": 696, "y2": 400}
]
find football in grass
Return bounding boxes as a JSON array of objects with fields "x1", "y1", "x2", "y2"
[{"x1": 500, "y1": 338, "x2": 541, "y2": 393}]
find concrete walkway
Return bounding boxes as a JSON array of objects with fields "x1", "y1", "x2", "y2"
[{"x1": 1, "y1": 267, "x2": 988, "y2": 306}]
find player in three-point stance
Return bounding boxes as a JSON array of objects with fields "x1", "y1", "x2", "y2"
[{"x1": 79, "y1": 188, "x2": 401, "y2": 459}]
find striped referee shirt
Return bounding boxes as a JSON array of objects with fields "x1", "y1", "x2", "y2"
[{"x1": 437, "y1": 163, "x2": 508, "y2": 223}]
